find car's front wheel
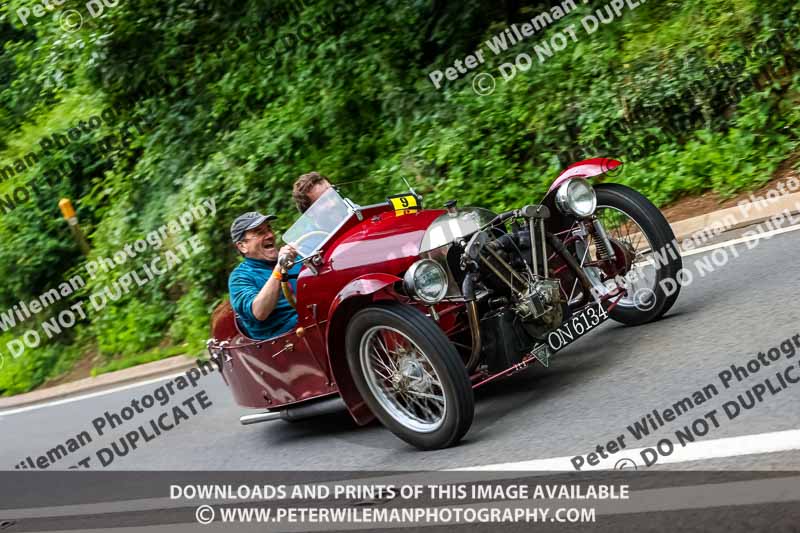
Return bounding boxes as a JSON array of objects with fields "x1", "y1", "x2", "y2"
[
  {"x1": 345, "y1": 303, "x2": 474, "y2": 450},
  {"x1": 590, "y1": 183, "x2": 683, "y2": 325}
]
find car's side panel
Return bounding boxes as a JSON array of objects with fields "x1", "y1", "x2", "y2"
[
  {"x1": 293, "y1": 209, "x2": 446, "y2": 328},
  {"x1": 328, "y1": 273, "x2": 403, "y2": 313},
  {"x1": 214, "y1": 306, "x2": 334, "y2": 409}
]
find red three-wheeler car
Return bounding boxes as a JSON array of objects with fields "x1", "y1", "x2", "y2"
[{"x1": 208, "y1": 158, "x2": 682, "y2": 450}]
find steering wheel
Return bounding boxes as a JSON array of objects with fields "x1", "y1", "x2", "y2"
[
  {"x1": 290, "y1": 229, "x2": 332, "y2": 250},
  {"x1": 278, "y1": 230, "x2": 331, "y2": 311}
]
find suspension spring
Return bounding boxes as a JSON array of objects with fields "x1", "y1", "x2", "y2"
[{"x1": 590, "y1": 220, "x2": 615, "y2": 261}]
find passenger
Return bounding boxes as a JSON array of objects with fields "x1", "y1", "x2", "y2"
[
  {"x1": 228, "y1": 212, "x2": 300, "y2": 340},
  {"x1": 292, "y1": 171, "x2": 332, "y2": 213}
]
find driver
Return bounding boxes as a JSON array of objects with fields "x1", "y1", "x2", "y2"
[{"x1": 228, "y1": 212, "x2": 300, "y2": 340}]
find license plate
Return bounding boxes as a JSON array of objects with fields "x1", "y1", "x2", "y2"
[{"x1": 546, "y1": 302, "x2": 609, "y2": 352}]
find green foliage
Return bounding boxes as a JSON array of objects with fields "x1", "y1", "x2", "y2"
[
  {"x1": 0, "y1": 0, "x2": 798, "y2": 394},
  {"x1": 90, "y1": 346, "x2": 203, "y2": 377}
]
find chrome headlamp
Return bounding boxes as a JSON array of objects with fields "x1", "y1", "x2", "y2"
[
  {"x1": 404, "y1": 259, "x2": 448, "y2": 304},
  {"x1": 555, "y1": 179, "x2": 597, "y2": 218}
]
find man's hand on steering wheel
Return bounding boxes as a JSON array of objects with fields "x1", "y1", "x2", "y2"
[
  {"x1": 277, "y1": 244, "x2": 298, "y2": 271},
  {"x1": 276, "y1": 244, "x2": 299, "y2": 309}
]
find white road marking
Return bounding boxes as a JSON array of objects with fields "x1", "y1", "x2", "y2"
[
  {"x1": 454, "y1": 428, "x2": 800, "y2": 471},
  {"x1": 0, "y1": 371, "x2": 190, "y2": 416},
  {"x1": 680, "y1": 220, "x2": 800, "y2": 257}
]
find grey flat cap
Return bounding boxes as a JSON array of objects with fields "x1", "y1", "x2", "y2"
[{"x1": 230, "y1": 211, "x2": 277, "y2": 242}]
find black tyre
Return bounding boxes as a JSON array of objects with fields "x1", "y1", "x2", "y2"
[
  {"x1": 345, "y1": 303, "x2": 474, "y2": 450},
  {"x1": 591, "y1": 183, "x2": 682, "y2": 325}
]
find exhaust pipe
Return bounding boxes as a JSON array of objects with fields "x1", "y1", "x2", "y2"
[
  {"x1": 240, "y1": 396, "x2": 347, "y2": 425},
  {"x1": 240, "y1": 411, "x2": 282, "y2": 425}
]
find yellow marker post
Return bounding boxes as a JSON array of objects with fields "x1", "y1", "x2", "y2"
[{"x1": 59, "y1": 198, "x2": 90, "y2": 254}]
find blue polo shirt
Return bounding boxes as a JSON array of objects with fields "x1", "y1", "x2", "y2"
[{"x1": 228, "y1": 257, "x2": 302, "y2": 340}]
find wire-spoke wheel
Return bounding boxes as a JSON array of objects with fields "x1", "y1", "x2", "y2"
[
  {"x1": 346, "y1": 303, "x2": 474, "y2": 450},
  {"x1": 593, "y1": 205, "x2": 660, "y2": 309},
  {"x1": 360, "y1": 326, "x2": 446, "y2": 433},
  {"x1": 588, "y1": 184, "x2": 683, "y2": 325}
]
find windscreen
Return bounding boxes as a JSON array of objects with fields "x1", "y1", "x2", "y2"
[{"x1": 282, "y1": 187, "x2": 353, "y2": 257}]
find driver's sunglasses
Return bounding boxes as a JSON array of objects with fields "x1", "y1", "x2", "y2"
[{"x1": 239, "y1": 225, "x2": 272, "y2": 242}]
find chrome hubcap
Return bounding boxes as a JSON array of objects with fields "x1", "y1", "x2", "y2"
[{"x1": 359, "y1": 326, "x2": 446, "y2": 433}]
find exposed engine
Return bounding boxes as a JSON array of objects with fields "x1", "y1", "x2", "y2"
[
  {"x1": 410, "y1": 202, "x2": 580, "y2": 373},
  {"x1": 455, "y1": 206, "x2": 566, "y2": 372}
]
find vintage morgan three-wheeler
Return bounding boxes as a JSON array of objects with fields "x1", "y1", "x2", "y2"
[{"x1": 208, "y1": 158, "x2": 683, "y2": 449}]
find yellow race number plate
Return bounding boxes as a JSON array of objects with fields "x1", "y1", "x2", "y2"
[{"x1": 387, "y1": 193, "x2": 420, "y2": 215}]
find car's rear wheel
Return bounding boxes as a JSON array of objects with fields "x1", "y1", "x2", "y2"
[{"x1": 345, "y1": 303, "x2": 474, "y2": 450}]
